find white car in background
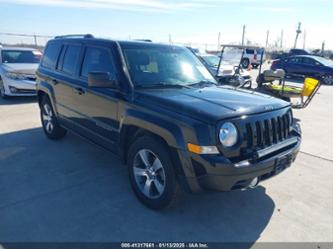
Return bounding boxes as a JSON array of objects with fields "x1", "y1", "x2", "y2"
[
  {"x1": 0, "y1": 46, "x2": 42, "y2": 98},
  {"x1": 241, "y1": 48, "x2": 266, "y2": 68}
]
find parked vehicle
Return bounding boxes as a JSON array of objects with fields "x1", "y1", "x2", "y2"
[
  {"x1": 271, "y1": 55, "x2": 333, "y2": 85},
  {"x1": 0, "y1": 46, "x2": 42, "y2": 98},
  {"x1": 36, "y1": 34, "x2": 301, "y2": 209},
  {"x1": 196, "y1": 53, "x2": 251, "y2": 84},
  {"x1": 288, "y1": 49, "x2": 310, "y2": 56},
  {"x1": 241, "y1": 47, "x2": 266, "y2": 68}
]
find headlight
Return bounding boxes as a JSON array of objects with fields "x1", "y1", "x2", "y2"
[
  {"x1": 219, "y1": 122, "x2": 238, "y2": 147},
  {"x1": 5, "y1": 72, "x2": 25, "y2": 80}
]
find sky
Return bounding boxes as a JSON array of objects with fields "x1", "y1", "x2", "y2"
[{"x1": 0, "y1": 0, "x2": 332, "y2": 50}]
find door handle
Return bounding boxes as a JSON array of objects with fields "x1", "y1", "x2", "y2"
[{"x1": 74, "y1": 87, "x2": 85, "y2": 95}]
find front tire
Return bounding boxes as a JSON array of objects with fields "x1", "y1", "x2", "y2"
[
  {"x1": 0, "y1": 79, "x2": 8, "y2": 99},
  {"x1": 127, "y1": 136, "x2": 179, "y2": 210},
  {"x1": 40, "y1": 96, "x2": 67, "y2": 140}
]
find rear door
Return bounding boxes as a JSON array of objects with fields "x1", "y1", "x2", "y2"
[
  {"x1": 54, "y1": 43, "x2": 83, "y2": 122},
  {"x1": 284, "y1": 57, "x2": 304, "y2": 76},
  {"x1": 71, "y1": 43, "x2": 120, "y2": 152}
]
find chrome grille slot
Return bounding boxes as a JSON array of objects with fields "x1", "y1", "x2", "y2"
[{"x1": 246, "y1": 112, "x2": 291, "y2": 151}]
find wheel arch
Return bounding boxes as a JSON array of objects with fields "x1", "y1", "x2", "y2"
[
  {"x1": 37, "y1": 81, "x2": 57, "y2": 114},
  {"x1": 118, "y1": 109, "x2": 188, "y2": 175}
]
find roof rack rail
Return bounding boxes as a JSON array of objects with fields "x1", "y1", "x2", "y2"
[
  {"x1": 55, "y1": 34, "x2": 94, "y2": 39},
  {"x1": 134, "y1": 39, "x2": 152, "y2": 42}
]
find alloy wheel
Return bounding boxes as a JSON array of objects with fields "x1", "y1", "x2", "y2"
[
  {"x1": 42, "y1": 103, "x2": 54, "y2": 134},
  {"x1": 323, "y1": 75, "x2": 333, "y2": 85},
  {"x1": 133, "y1": 149, "x2": 166, "y2": 199}
]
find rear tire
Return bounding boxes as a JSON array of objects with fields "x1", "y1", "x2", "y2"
[
  {"x1": 323, "y1": 75, "x2": 333, "y2": 85},
  {"x1": 127, "y1": 136, "x2": 180, "y2": 210},
  {"x1": 40, "y1": 96, "x2": 67, "y2": 140}
]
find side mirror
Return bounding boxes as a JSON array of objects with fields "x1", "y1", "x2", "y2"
[{"x1": 88, "y1": 72, "x2": 117, "y2": 89}]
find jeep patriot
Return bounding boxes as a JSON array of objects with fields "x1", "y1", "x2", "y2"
[{"x1": 36, "y1": 34, "x2": 301, "y2": 209}]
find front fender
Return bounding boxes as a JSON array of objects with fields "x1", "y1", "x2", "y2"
[{"x1": 121, "y1": 108, "x2": 186, "y2": 150}]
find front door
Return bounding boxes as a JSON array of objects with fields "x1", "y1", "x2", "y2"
[{"x1": 71, "y1": 44, "x2": 120, "y2": 152}]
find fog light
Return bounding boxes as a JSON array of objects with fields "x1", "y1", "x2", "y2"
[{"x1": 9, "y1": 86, "x2": 18, "y2": 93}]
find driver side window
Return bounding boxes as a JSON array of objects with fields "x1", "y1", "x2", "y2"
[{"x1": 80, "y1": 46, "x2": 115, "y2": 80}]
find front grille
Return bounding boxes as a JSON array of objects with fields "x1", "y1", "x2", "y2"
[
  {"x1": 25, "y1": 76, "x2": 36, "y2": 81},
  {"x1": 245, "y1": 112, "x2": 291, "y2": 149}
]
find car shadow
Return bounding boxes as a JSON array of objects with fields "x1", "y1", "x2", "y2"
[
  {"x1": 0, "y1": 127, "x2": 275, "y2": 244},
  {"x1": 0, "y1": 96, "x2": 37, "y2": 106}
]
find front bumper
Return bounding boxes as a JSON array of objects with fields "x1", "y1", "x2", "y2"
[
  {"x1": 179, "y1": 137, "x2": 301, "y2": 193},
  {"x1": 2, "y1": 77, "x2": 37, "y2": 96}
]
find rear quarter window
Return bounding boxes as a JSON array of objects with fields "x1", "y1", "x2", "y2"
[{"x1": 41, "y1": 42, "x2": 62, "y2": 69}]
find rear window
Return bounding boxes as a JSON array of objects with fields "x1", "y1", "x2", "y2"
[
  {"x1": 41, "y1": 42, "x2": 62, "y2": 69},
  {"x1": 2, "y1": 50, "x2": 42, "y2": 64},
  {"x1": 61, "y1": 44, "x2": 81, "y2": 75},
  {"x1": 246, "y1": 49, "x2": 255, "y2": 54}
]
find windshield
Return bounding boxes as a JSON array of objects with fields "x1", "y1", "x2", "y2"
[
  {"x1": 1, "y1": 50, "x2": 42, "y2": 63},
  {"x1": 121, "y1": 44, "x2": 216, "y2": 87},
  {"x1": 221, "y1": 47, "x2": 244, "y2": 65},
  {"x1": 201, "y1": 55, "x2": 220, "y2": 67},
  {"x1": 315, "y1": 56, "x2": 333, "y2": 66}
]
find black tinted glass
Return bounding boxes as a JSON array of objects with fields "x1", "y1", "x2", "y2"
[
  {"x1": 2, "y1": 50, "x2": 42, "y2": 64},
  {"x1": 81, "y1": 47, "x2": 114, "y2": 78},
  {"x1": 41, "y1": 42, "x2": 61, "y2": 69},
  {"x1": 62, "y1": 44, "x2": 81, "y2": 75}
]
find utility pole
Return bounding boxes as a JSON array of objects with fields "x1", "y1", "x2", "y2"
[
  {"x1": 241, "y1": 25, "x2": 246, "y2": 46},
  {"x1": 303, "y1": 30, "x2": 306, "y2": 49},
  {"x1": 322, "y1": 41, "x2": 325, "y2": 56},
  {"x1": 217, "y1": 32, "x2": 221, "y2": 50},
  {"x1": 33, "y1": 34, "x2": 37, "y2": 48},
  {"x1": 294, "y1": 22, "x2": 302, "y2": 49},
  {"x1": 265, "y1": 30, "x2": 270, "y2": 48},
  {"x1": 280, "y1": 30, "x2": 284, "y2": 49},
  {"x1": 168, "y1": 34, "x2": 172, "y2": 44}
]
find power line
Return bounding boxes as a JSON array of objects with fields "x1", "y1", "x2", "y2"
[{"x1": 0, "y1": 32, "x2": 53, "y2": 38}]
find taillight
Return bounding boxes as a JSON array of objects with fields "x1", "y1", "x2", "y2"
[{"x1": 271, "y1": 60, "x2": 278, "y2": 68}]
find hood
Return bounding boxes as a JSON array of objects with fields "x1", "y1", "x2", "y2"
[
  {"x1": 136, "y1": 86, "x2": 289, "y2": 123},
  {"x1": 2, "y1": 63, "x2": 38, "y2": 75}
]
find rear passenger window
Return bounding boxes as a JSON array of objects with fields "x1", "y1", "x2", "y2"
[
  {"x1": 62, "y1": 44, "x2": 81, "y2": 75},
  {"x1": 80, "y1": 47, "x2": 115, "y2": 78},
  {"x1": 41, "y1": 42, "x2": 61, "y2": 69}
]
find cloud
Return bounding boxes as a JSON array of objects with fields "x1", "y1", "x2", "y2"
[{"x1": 0, "y1": 0, "x2": 212, "y2": 13}]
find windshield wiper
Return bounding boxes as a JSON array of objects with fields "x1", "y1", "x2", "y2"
[
  {"x1": 136, "y1": 82, "x2": 193, "y2": 89},
  {"x1": 187, "y1": 80, "x2": 217, "y2": 87}
]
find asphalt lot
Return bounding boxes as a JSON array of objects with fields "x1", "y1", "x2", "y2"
[{"x1": 0, "y1": 71, "x2": 333, "y2": 243}]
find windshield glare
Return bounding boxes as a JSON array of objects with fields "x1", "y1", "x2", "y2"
[
  {"x1": 122, "y1": 45, "x2": 216, "y2": 87},
  {"x1": 315, "y1": 56, "x2": 333, "y2": 66},
  {"x1": 201, "y1": 55, "x2": 220, "y2": 67},
  {"x1": 1, "y1": 50, "x2": 42, "y2": 64}
]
